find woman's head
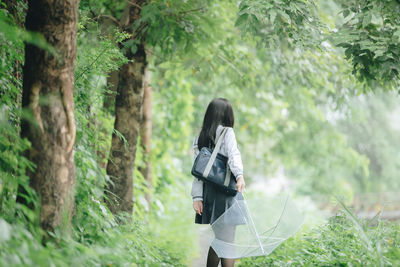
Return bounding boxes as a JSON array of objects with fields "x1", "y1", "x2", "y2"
[{"x1": 198, "y1": 98, "x2": 234, "y2": 149}]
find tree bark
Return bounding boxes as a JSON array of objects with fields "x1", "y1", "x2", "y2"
[
  {"x1": 19, "y1": 0, "x2": 79, "y2": 232},
  {"x1": 103, "y1": 70, "x2": 119, "y2": 112},
  {"x1": 139, "y1": 68, "x2": 152, "y2": 208},
  {"x1": 105, "y1": 0, "x2": 147, "y2": 215}
]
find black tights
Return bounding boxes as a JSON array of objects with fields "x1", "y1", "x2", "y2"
[
  {"x1": 207, "y1": 225, "x2": 236, "y2": 267},
  {"x1": 207, "y1": 246, "x2": 235, "y2": 267}
]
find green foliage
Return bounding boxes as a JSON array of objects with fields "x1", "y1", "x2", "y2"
[
  {"x1": 79, "y1": 0, "x2": 126, "y2": 20},
  {"x1": 236, "y1": 0, "x2": 323, "y2": 49},
  {"x1": 0, "y1": 4, "x2": 45, "y2": 49},
  {"x1": 147, "y1": 183, "x2": 199, "y2": 265},
  {"x1": 0, "y1": 2, "x2": 24, "y2": 114},
  {"x1": 0, "y1": 215, "x2": 187, "y2": 266},
  {"x1": 0, "y1": 1, "x2": 39, "y2": 229},
  {"x1": 234, "y1": 0, "x2": 400, "y2": 86},
  {"x1": 75, "y1": 13, "x2": 129, "y2": 91},
  {"x1": 72, "y1": 10, "x2": 195, "y2": 266},
  {"x1": 260, "y1": 50, "x2": 369, "y2": 195},
  {"x1": 134, "y1": 0, "x2": 229, "y2": 63},
  {"x1": 239, "y1": 212, "x2": 400, "y2": 266},
  {"x1": 333, "y1": 0, "x2": 400, "y2": 86},
  {"x1": 74, "y1": 12, "x2": 128, "y2": 168},
  {"x1": 0, "y1": 106, "x2": 38, "y2": 228},
  {"x1": 152, "y1": 63, "x2": 194, "y2": 177}
]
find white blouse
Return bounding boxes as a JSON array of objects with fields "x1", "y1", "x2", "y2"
[{"x1": 191, "y1": 125, "x2": 244, "y2": 201}]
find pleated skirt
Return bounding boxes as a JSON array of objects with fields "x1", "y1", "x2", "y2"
[{"x1": 195, "y1": 180, "x2": 243, "y2": 225}]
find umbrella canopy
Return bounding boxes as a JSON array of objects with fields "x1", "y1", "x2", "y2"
[{"x1": 210, "y1": 193, "x2": 304, "y2": 259}]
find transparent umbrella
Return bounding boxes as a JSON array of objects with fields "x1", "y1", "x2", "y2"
[{"x1": 209, "y1": 192, "x2": 304, "y2": 259}]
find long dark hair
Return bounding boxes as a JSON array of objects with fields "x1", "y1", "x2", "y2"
[{"x1": 198, "y1": 98, "x2": 235, "y2": 149}]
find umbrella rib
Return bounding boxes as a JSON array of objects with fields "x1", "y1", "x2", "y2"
[
  {"x1": 257, "y1": 226, "x2": 275, "y2": 237},
  {"x1": 233, "y1": 196, "x2": 254, "y2": 255},
  {"x1": 242, "y1": 193, "x2": 265, "y2": 254},
  {"x1": 263, "y1": 194, "x2": 290, "y2": 243}
]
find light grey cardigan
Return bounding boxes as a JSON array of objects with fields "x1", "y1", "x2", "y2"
[{"x1": 191, "y1": 125, "x2": 244, "y2": 201}]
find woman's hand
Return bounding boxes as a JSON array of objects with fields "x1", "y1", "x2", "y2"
[
  {"x1": 236, "y1": 176, "x2": 245, "y2": 193},
  {"x1": 193, "y1": 200, "x2": 203, "y2": 215}
]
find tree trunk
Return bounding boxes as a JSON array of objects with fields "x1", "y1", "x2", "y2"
[
  {"x1": 19, "y1": 0, "x2": 79, "y2": 232},
  {"x1": 98, "y1": 70, "x2": 118, "y2": 169},
  {"x1": 105, "y1": 0, "x2": 147, "y2": 215},
  {"x1": 139, "y1": 68, "x2": 152, "y2": 208},
  {"x1": 103, "y1": 70, "x2": 119, "y2": 112}
]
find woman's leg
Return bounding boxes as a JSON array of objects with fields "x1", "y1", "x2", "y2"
[
  {"x1": 211, "y1": 224, "x2": 236, "y2": 266},
  {"x1": 207, "y1": 246, "x2": 220, "y2": 267},
  {"x1": 221, "y1": 225, "x2": 236, "y2": 267},
  {"x1": 221, "y1": 258, "x2": 235, "y2": 267}
]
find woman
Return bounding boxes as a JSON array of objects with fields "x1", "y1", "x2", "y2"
[{"x1": 191, "y1": 98, "x2": 246, "y2": 267}]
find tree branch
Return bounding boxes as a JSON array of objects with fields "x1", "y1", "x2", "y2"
[
  {"x1": 99, "y1": 14, "x2": 121, "y2": 27},
  {"x1": 128, "y1": 1, "x2": 142, "y2": 9}
]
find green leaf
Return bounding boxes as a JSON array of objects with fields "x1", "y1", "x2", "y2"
[
  {"x1": 362, "y1": 13, "x2": 372, "y2": 28},
  {"x1": 269, "y1": 10, "x2": 277, "y2": 24},
  {"x1": 131, "y1": 44, "x2": 138, "y2": 54},
  {"x1": 278, "y1": 10, "x2": 291, "y2": 23},
  {"x1": 235, "y1": 13, "x2": 249, "y2": 27},
  {"x1": 343, "y1": 9, "x2": 350, "y2": 18}
]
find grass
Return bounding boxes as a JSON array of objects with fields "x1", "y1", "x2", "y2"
[{"x1": 238, "y1": 210, "x2": 400, "y2": 266}]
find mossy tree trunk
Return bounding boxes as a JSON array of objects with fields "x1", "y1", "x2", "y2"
[
  {"x1": 19, "y1": 0, "x2": 79, "y2": 232},
  {"x1": 105, "y1": 0, "x2": 147, "y2": 215}
]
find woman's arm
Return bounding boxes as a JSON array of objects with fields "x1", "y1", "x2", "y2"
[{"x1": 224, "y1": 127, "x2": 244, "y2": 180}]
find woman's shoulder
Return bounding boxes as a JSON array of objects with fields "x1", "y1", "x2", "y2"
[
  {"x1": 217, "y1": 125, "x2": 234, "y2": 135},
  {"x1": 217, "y1": 125, "x2": 236, "y2": 144},
  {"x1": 217, "y1": 124, "x2": 234, "y2": 133}
]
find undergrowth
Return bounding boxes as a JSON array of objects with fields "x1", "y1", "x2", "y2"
[{"x1": 238, "y1": 212, "x2": 400, "y2": 266}]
